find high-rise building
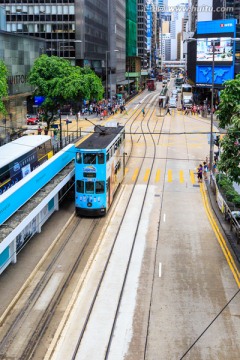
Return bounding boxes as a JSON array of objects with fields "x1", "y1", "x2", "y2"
[
  {"x1": 0, "y1": 0, "x2": 128, "y2": 97},
  {"x1": 137, "y1": 0, "x2": 147, "y2": 68}
]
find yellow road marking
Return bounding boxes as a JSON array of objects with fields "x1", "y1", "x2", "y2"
[
  {"x1": 155, "y1": 169, "x2": 161, "y2": 182},
  {"x1": 179, "y1": 170, "x2": 184, "y2": 183},
  {"x1": 190, "y1": 170, "x2": 195, "y2": 184},
  {"x1": 144, "y1": 169, "x2": 150, "y2": 182},
  {"x1": 132, "y1": 168, "x2": 139, "y2": 181},
  {"x1": 200, "y1": 184, "x2": 240, "y2": 287},
  {"x1": 168, "y1": 169, "x2": 172, "y2": 182},
  {"x1": 125, "y1": 168, "x2": 129, "y2": 175}
]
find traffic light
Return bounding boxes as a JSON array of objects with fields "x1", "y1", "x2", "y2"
[{"x1": 214, "y1": 135, "x2": 220, "y2": 147}]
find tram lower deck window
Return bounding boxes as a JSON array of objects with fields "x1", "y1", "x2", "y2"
[
  {"x1": 76, "y1": 180, "x2": 84, "y2": 193},
  {"x1": 96, "y1": 181, "x2": 105, "y2": 193},
  {"x1": 86, "y1": 181, "x2": 94, "y2": 194}
]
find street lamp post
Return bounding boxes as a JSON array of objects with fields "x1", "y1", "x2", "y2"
[
  {"x1": 105, "y1": 49, "x2": 119, "y2": 100},
  {"x1": 209, "y1": 40, "x2": 215, "y2": 175},
  {"x1": 58, "y1": 109, "x2": 62, "y2": 149}
]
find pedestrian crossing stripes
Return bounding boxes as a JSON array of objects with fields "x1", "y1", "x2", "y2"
[{"x1": 125, "y1": 168, "x2": 197, "y2": 184}]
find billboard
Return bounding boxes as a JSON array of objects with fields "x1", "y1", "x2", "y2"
[
  {"x1": 147, "y1": 4, "x2": 152, "y2": 52},
  {"x1": 197, "y1": 38, "x2": 233, "y2": 62},
  {"x1": 196, "y1": 65, "x2": 234, "y2": 85},
  {"x1": 197, "y1": 19, "x2": 237, "y2": 36},
  {"x1": 195, "y1": 19, "x2": 237, "y2": 87}
]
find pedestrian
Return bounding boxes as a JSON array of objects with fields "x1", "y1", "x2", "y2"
[
  {"x1": 197, "y1": 164, "x2": 203, "y2": 183},
  {"x1": 37, "y1": 125, "x2": 42, "y2": 135},
  {"x1": 203, "y1": 161, "x2": 208, "y2": 180},
  {"x1": 166, "y1": 105, "x2": 171, "y2": 115},
  {"x1": 142, "y1": 108, "x2": 145, "y2": 117},
  {"x1": 53, "y1": 128, "x2": 58, "y2": 140}
]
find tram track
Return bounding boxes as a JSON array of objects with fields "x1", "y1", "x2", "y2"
[
  {"x1": 0, "y1": 216, "x2": 102, "y2": 359},
  {"x1": 0, "y1": 87, "x2": 170, "y2": 359},
  {"x1": 44, "y1": 90, "x2": 173, "y2": 359}
]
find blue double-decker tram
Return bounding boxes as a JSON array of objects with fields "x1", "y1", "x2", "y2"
[{"x1": 75, "y1": 123, "x2": 125, "y2": 216}]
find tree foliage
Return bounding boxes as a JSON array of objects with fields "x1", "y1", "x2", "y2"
[
  {"x1": 216, "y1": 74, "x2": 240, "y2": 129},
  {"x1": 27, "y1": 55, "x2": 104, "y2": 129},
  {"x1": 0, "y1": 60, "x2": 9, "y2": 115},
  {"x1": 217, "y1": 130, "x2": 240, "y2": 184},
  {"x1": 216, "y1": 74, "x2": 240, "y2": 184}
]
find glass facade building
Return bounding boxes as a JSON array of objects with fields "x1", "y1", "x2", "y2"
[
  {"x1": 0, "y1": 0, "x2": 109, "y2": 71},
  {"x1": 0, "y1": 31, "x2": 46, "y2": 136}
]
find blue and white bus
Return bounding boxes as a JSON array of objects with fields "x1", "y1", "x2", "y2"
[{"x1": 75, "y1": 123, "x2": 125, "y2": 216}]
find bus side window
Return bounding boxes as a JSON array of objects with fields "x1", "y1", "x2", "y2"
[
  {"x1": 98, "y1": 153, "x2": 104, "y2": 164},
  {"x1": 45, "y1": 140, "x2": 52, "y2": 153},
  {"x1": 106, "y1": 152, "x2": 109, "y2": 162},
  {"x1": 76, "y1": 152, "x2": 82, "y2": 164},
  {"x1": 76, "y1": 180, "x2": 84, "y2": 193},
  {"x1": 0, "y1": 165, "x2": 10, "y2": 184},
  {"x1": 37, "y1": 144, "x2": 46, "y2": 160}
]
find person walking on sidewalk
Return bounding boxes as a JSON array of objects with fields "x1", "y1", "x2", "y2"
[
  {"x1": 166, "y1": 105, "x2": 171, "y2": 116},
  {"x1": 142, "y1": 108, "x2": 145, "y2": 117},
  {"x1": 197, "y1": 164, "x2": 203, "y2": 183},
  {"x1": 37, "y1": 125, "x2": 42, "y2": 135},
  {"x1": 203, "y1": 161, "x2": 208, "y2": 180}
]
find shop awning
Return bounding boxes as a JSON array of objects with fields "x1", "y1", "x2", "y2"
[{"x1": 117, "y1": 80, "x2": 135, "y2": 85}]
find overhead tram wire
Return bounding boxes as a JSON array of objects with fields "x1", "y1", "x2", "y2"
[{"x1": 179, "y1": 287, "x2": 240, "y2": 359}]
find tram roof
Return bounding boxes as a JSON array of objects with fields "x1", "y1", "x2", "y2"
[
  {"x1": 76, "y1": 125, "x2": 124, "y2": 150},
  {"x1": 0, "y1": 135, "x2": 51, "y2": 168}
]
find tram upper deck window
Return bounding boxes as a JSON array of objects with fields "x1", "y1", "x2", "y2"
[
  {"x1": 76, "y1": 152, "x2": 82, "y2": 164},
  {"x1": 96, "y1": 181, "x2": 105, "y2": 194},
  {"x1": 86, "y1": 181, "x2": 94, "y2": 194},
  {"x1": 83, "y1": 153, "x2": 96, "y2": 164}
]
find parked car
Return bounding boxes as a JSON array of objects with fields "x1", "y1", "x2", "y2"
[
  {"x1": 26, "y1": 114, "x2": 39, "y2": 119},
  {"x1": 27, "y1": 117, "x2": 39, "y2": 125}
]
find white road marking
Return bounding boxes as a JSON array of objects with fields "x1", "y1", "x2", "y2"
[
  {"x1": 159, "y1": 263, "x2": 162, "y2": 278},
  {"x1": 163, "y1": 213, "x2": 166, "y2": 222}
]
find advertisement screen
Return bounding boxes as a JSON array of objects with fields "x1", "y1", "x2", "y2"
[{"x1": 197, "y1": 38, "x2": 233, "y2": 62}]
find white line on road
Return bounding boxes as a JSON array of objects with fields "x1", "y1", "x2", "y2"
[
  {"x1": 159, "y1": 263, "x2": 162, "y2": 278},
  {"x1": 163, "y1": 213, "x2": 166, "y2": 222}
]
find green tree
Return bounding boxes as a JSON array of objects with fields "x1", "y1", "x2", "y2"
[
  {"x1": 0, "y1": 60, "x2": 8, "y2": 115},
  {"x1": 28, "y1": 55, "x2": 104, "y2": 129},
  {"x1": 216, "y1": 74, "x2": 240, "y2": 183},
  {"x1": 217, "y1": 74, "x2": 240, "y2": 129}
]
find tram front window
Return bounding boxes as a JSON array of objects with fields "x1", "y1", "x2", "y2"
[
  {"x1": 83, "y1": 153, "x2": 96, "y2": 164},
  {"x1": 96, "y1": 181, "x2": 105, "y2": 194},
  {"x1": 76, "y1": 153, "x2": 82, "y2": 164},
  {"x1": 86, "y1": 181, "x2": 94, "y2": 194}
]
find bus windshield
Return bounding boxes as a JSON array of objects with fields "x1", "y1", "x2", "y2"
[{"x1": 181, "y1": 84, "x2": 192, "y2": 93}]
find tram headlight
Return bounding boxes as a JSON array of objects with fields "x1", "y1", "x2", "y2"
[{"x1": 87, "y1": 202, "x2": 92, "y2": 207}]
